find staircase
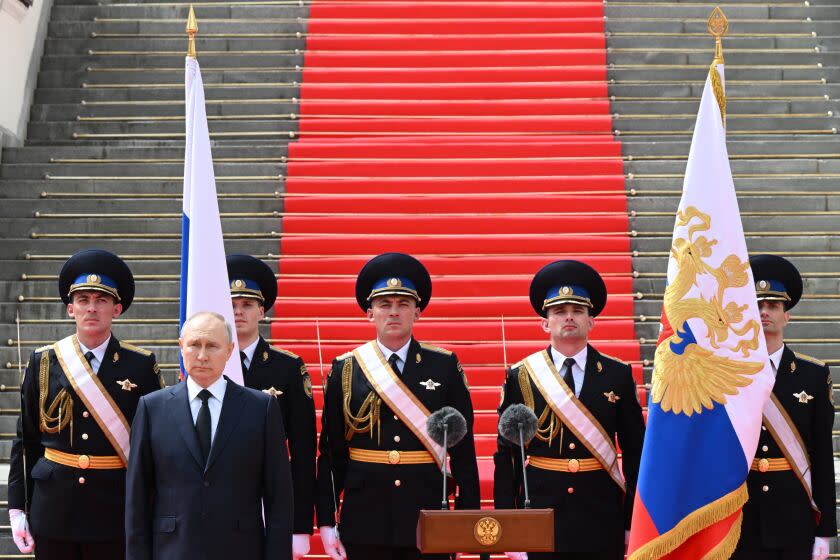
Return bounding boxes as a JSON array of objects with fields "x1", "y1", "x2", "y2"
[{"x1": 1, "y1": 0, "x2": 839, "y2": 557}]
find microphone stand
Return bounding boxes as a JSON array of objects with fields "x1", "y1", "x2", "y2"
[
  {"x1": 518, "y1": 424, "x2": 530, "y2": 509},
  {"x1": 16, "y1": 311, "x2": 27, "y2": 514},
  {"x1": 440, "y1": 424, "x2": 448, "y2": 510}
]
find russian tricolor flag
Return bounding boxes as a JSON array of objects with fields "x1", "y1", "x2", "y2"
[
  {"x1": 627, "y1": 32, "x2": 775, "y2": 560},
  {"x1": 179, "y1": 54, "x2": 242, "y2": 385}
]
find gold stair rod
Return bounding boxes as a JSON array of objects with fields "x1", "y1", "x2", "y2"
[
  {"x1": 46, "y1": 174, "x2": 280, "y2": 181},
  {"x1": 41, "y1": 193, "x2": 277, "y2": 199}
]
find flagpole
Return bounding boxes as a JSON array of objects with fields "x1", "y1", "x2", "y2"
[{"x1": 186, "y1": 5, "x2": 197, "y2": 59}]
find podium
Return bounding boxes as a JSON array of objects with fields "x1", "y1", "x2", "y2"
[{"x1": 417, "y1": 508, "x2": 554, "y2": 554}]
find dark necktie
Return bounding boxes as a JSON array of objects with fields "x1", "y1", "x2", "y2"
[
  {"x1": 563, "y1": 358, "x2": 576, "y2": 396},
  {"x1": 240, "y1": 351, "x2": 248, "y2": 375},
  {"x1": 84, "y1": 351, "x2": 96, "y2": 372},
  {"x1": 388, "y1": 353, "x2": 401, "y2": 375},
  {"x1": 196, "y1": 389, "x2": 213, "y2": 463}
]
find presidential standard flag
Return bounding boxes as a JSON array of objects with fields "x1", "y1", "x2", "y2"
[
  {"x1": 179, "y1": 52, "x2": 242, "y2": 385},
  {"x1": 627, "y1": 9, "x2": 775, "y2": 559}
]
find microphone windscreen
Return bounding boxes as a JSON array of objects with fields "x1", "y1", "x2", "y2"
[
  {"x1": 498, "y1": 403, "x2": 539, "y2": 445},
  {"x1": 426, "y1": 406, "x2": 468, "y2": 448}
]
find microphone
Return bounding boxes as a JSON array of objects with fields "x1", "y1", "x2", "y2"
[
  {"x1": 499, "y1": 404, "x2": 539, "y2": 508},
  {"x1": 427, "y1": 407, "x2": 468, "y2": 509}
]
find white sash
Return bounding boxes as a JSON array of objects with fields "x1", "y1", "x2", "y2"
[
  {"x1": 353, "y1": 341, "x2": 444, "y2": 468},
  {"x1": 53, "y1": 335, "x2": 131, "y2": 464},
  {"x1": 523, "y1": 350, "x2": 626, "y2": 490},
  {"x1": 762, "y1": 394, "x2": 819, "y2": 515}
]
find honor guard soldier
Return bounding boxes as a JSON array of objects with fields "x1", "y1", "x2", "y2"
[
  {"x1": 494, "y1": 260, "x2": 645, "y2": 560},
  {"x1": 316, "y1": 252, "x2": 482, "y2": 560},
  {"x1": 732, "y1": 255, "x2": 836, "y2": 560},
  {"x1": 8, "y1": 249, "x2": 164, "y2": 559},
  {"x1": 226, "y1": 254, "x2": 317, "y2": 559}
]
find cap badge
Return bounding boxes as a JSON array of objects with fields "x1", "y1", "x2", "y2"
[
  {"x1": 560, "y1": 286, "x2": 571, "y2": 295},
  {"x1": 388, "y1": 277, "x2": 401, "y2": 288},
  {"x1": 757, "y1": 280, "x2": 768, "y2": 290},
  {"x1": 232, "y1": 279, "x2": 245, "y2": 289},
  {"x1": 87, "y1": 274, "x2": 100, "y2": 284}
]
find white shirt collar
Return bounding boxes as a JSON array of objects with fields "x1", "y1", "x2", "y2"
[
  {"x1": 78, "y1": 335, "x2": 111, "y2": 365},
  {"x1": 187, "y1": 374, "x2": 228, "y2": 403},
  {"x1": 241, "y1": 337, "x2": 260, "y2": 368},
  {"x1": 768, "y1": 346, "x2": 785, "y2": 376},
  {"x1": 377, "y1": 338, "x2": 411, "y2": 366},
  {"x1": 549, "y1": 345, "x2": 588, "y2": 371}
]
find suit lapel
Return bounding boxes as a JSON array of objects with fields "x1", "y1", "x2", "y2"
[
  {"x1": 204, "y1": 378, "x2": 248, "y2": 473},
  {"x1": 168, "y1": 382, "x2": 205, "y2": 469}
]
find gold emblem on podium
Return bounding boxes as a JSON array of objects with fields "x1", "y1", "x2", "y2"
[{"x1": 474, "y1": 517, "x2": 502, "y2": 546}]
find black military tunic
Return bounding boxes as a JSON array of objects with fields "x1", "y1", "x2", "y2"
[
  {"x1": 243, "y1": 335, "x2": 317, "y2": 535},
  {"x1": 733, "y1": 346, "x2": 837, "y2": 558},
  {"x1": 8, "y1": 334, "x2": 162, "y2": 542},
  {"x1": 494, "y1": 345, "x2": 645, "y2": 559},
  {"x1": 315, "y1": 338, "x2": 482, "y2": 550}
]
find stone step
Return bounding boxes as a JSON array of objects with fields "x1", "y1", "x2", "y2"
[
  {"x1": 0, "y1": 216, "x2": 280, "y2": 237},
  {"x1": 0, "y1": 179, "x2": 281, "y2": 198},
  {"x1": 0, "y1": 239, "x2": 275, "y2": 259},
  {"x1": 0, "y1": 199, "x2": 278, "y2": 218},
  {"x1": 631, "y1": 235, "x2": 840, "y2": 253},
  {"x1": 604, "y1": 5, "x2": 840, "y2": 20},
  {"x1": 0, "y1": 162, "x2": 282, "y2": 179}
]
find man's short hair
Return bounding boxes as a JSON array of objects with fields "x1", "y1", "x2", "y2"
[{"x1": 181, "y1": 311, "x2": 233, "y2": 344}]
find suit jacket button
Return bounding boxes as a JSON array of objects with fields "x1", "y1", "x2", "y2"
[
  {"x1": 78, "y1": 477, "x2": 86, "y2": 485},
  {"x1": 761, "y1": 485, "x2": 769, "y2": 492},
  {"x1": 394, "y1": 480, "x2": 401, "y2": 487}
]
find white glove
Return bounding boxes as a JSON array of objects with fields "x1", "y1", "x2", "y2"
[
  {"x1": 292, "y1": 533, "x2": 310, "y2": 559},
  {"x1": 505, "y1": 553, "x2": 528, "y2": 560},
  {"x1": 812, "y1": 536, "x2": 830, "y2": 560},
  {"x1": 9, "y1": 509, "x2": 35, "y2": 553},
  {"x1": 319, "y1": 526, "x2": 346, "y2": 560}
]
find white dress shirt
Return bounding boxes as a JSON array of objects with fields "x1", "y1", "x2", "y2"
[
  {"x1": 78, "y1": 336, "x2": 111, "y2": 374},
  {"x1": 768, "y1": 346, "x2": 785, "y2": 377},
  {"x1": 241, "y1": 338, "x2": 259, "y2": 371},
  {"x1": 549, "y1": 345, "x2": 589, "y2": 398},
  {"x1": 187, "y1": 375, "x2": 227, "y2": 443},
  {"x1": 377, "y1": 338, "x2": 411, "y2": 374}
]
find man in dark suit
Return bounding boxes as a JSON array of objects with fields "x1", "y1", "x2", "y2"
[
  {"x1": 494, "y1": 260, "x2": 645, "y2": 560},
  {"x1": 226, "y1": 254, "x2": 317, "y2": 559},
  {"x1": 8, "y1": 249, "x2": 162, "y2": 560},
  {"x1": 125, "y1": 311, "x2": 293, "y2": 560},
  {"x1": 732, "y1": 255, "x2": 836, "y2": 560},
  {"x1": 316, "y1": 252, "x2": 482, "y2": 560}
]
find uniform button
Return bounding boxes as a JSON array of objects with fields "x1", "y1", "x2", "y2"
[
  {"x1": 567, "y1": 487, "x2": 574, "y2": 494},
  {"x1": 394, "y1": 480, "x2": 401, "y2": 487},
  {"x1": 82, "y1": 411, "x2": 90, "y2": 418},
  {"x1": 762, "y1": 485, "x2": 769, "y2": 493},
  {"x1": 394, "y1": 436, "x2": 401, "y2": 443},
  {"x1": 393, "y1": 415, "x2": 399, "y2": 421},
  {"x1": 761, "y1": 425, "x2": 766, "y2": 431},
  {"x1": 78, "y1": 477, "x2": 86, "y2": 485},
  {"x1": 82, "y1": 433, "x2": 89, "y2": 440},
  {"x1": 761, "y1": 445, "x2": 768, "y2": 452},
  {"x1": 568, "y1": 443, "x2": 576, "y2": 450}
]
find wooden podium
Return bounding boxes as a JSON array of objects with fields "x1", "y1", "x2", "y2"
[{"x1": 417, "y1": 508, "x2": 554, "y2": 554}]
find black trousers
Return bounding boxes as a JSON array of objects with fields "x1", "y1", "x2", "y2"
[
  {"x1": 344, "y1": 543, "x2": 451, "y2": 560},
  {"x1": 33, "y1": 535, "x2": 124, "y2": 560},
  {"x1": 731, "y1": 542, "x2": 812, "y2": 560}
]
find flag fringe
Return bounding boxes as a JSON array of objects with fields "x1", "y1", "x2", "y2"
[
  {"x1": 628, "y1": 483, "x2": 747, "y2": 560},
  {"x1": 700, "y1": 511, "x2": 742, "y2": 560}
]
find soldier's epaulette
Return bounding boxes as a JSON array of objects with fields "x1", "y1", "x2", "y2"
[
  {"x1": 335, "y1": 351, "x2": 353, "y2": 362},
  {"x1": 34, "y1": 344, "x2": 53, "y2": 354},
  {"x1": 794, "y1": 352, "x2": 825, "y2": 367},
  {"x1": 420, "y1": 343, "x2": 452, "y2": 356},
  {"x1": 269, "y1": 345, "x2": 300, "y2": 360},
  {"x1": 598, "y1": 352, "x2": 630, "y2": 367},
  {"x1": 119, "y1": 341, "x2": 152, "y2": 356}
]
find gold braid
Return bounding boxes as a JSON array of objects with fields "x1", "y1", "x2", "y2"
[
  {"x1": 38, "y1": 350, "x2": 73, "y2": 444},
  {"x1": 517, "y1": 364, "x2": 561, "y2": 445},
  {"x1": 341, "y1": 358, "x2": 381, "y2": 443}
]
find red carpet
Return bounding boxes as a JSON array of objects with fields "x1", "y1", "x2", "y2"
[{"x1": 275, "y1": 0, "x2": 636, "y2": 548}]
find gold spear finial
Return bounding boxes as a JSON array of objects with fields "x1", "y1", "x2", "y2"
[
  {"x1": 707, "y1": 6, "x2": 728, "y2": 64},
  {"x1": 186, "y1": 5, "x2": 198, "y2": 58}
]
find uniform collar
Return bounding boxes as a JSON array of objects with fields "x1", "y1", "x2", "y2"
[
  {"x1": 377, "y1": 338, "x2": 411, "y2": 364},
  {"x1": 768, "y1": 345, "x2": 785, "y2": 376},
  {"x1": 241, "y1": 337, "x2": 260, "y2": 367},
  {"x1": 78, "y1": 335, "x2": 111, "y2": 365},
  {"x1": 549, "y1": 344, "x2": 588, "y2": 371}
]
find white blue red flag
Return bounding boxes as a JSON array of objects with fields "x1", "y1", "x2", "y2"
[
  {"x1": 627, "y1": 15, "x2": 775, "y2": 559},
  {"x1": 179, "y1": 55, "x2": 242, "y2": 384}
]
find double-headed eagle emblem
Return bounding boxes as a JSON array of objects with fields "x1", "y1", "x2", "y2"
[{"x1": 652, "y1": 207, "x2": 764, "y2": 416}]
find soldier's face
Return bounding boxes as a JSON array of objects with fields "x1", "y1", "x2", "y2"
[
  {"x1": 367, "y1": 295, "x2": 420, "y2": 343},
  {"x1": 542, "y1": 303, "x2": 594, "y2": 342},
  {"x1": 67, "y1": 290, "x2": 122, "y2": 339},
  {"x1": 179, "y1": 315, "x2": 235, "y2": 388},
  {"x1": 232, "y1": 298, "x2": 264, "y2": 342},
  {"x1": 758, "y1": 300, "x2": 789, "y2": 337}
]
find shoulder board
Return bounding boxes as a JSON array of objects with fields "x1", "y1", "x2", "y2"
[
  {"x1": 335, "y1": 351, "x2": 353, "y2": 361},
  {"x1": 119, "y1": 341, "x2": 152, "y2": 356},
  {"x1": 794, "y1": 352, "x2": 825, "y2": 367},
  {"x1": 420, "y1": 343, "x2": 452, "y2": 356},
  {"x1": 35, "y1": 344, "x2": 53, "y2": 354},
  {"x1": 597, "y1": 352, "x2": 630, "y2": 367},
  {"x1": 269, "y1": 345, "x2": 300, "y2": 360}
]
